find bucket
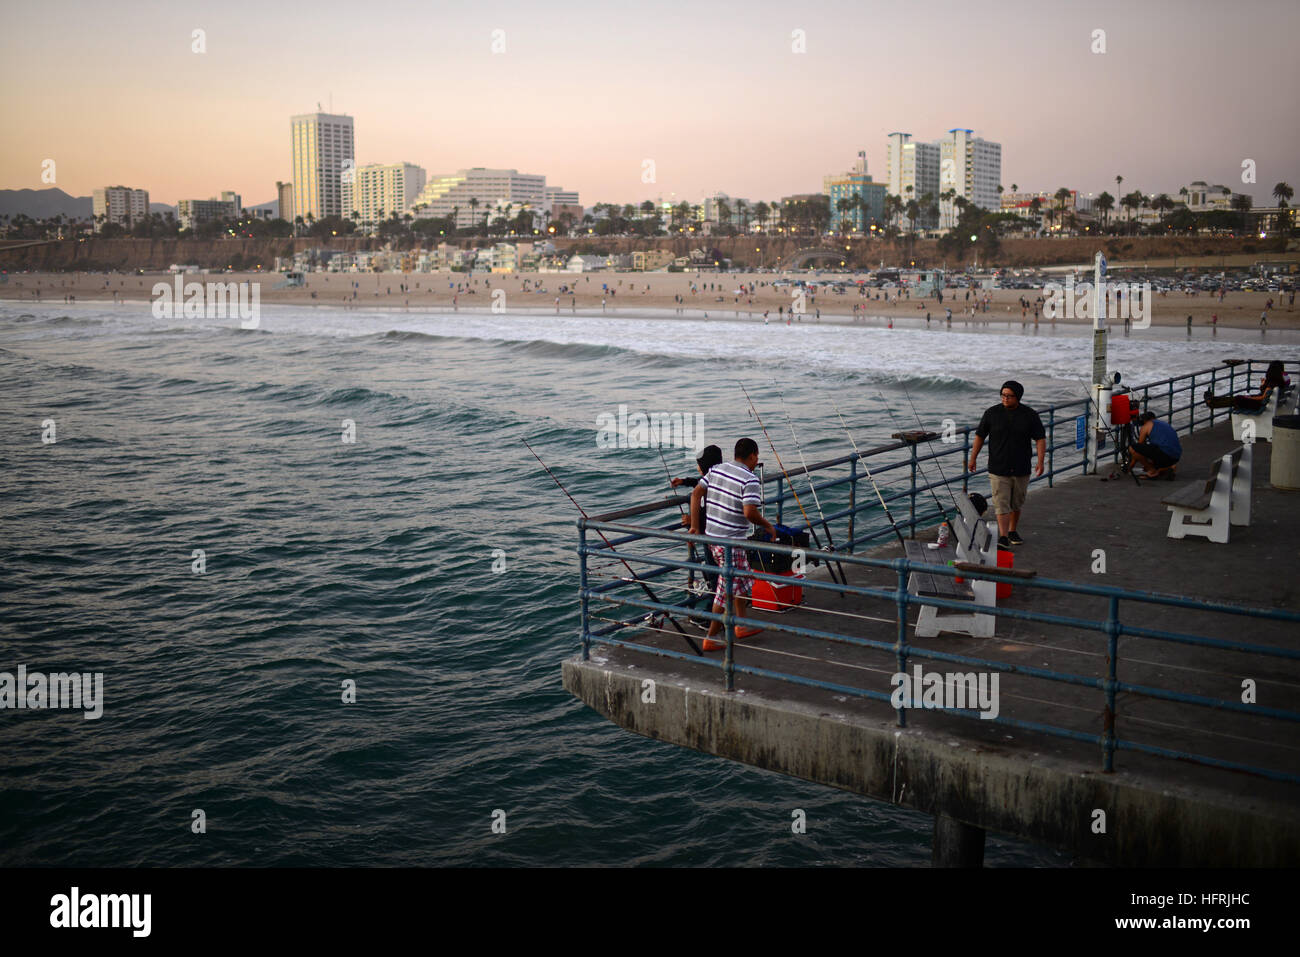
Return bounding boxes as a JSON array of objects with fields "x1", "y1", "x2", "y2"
[{"x1": 996, "y1": 548, "x2": 1014, "y2": 599}]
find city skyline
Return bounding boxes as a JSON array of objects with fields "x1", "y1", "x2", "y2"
[{"x1": 3, "y1": 0, "x2": 1298, "y2": 208}]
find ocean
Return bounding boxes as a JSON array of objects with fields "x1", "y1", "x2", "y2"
[{"x1": 1, "y1": 300, "x2": 1292, "y2": 866}]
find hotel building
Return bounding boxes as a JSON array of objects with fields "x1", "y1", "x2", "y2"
[
  {"x1": 409, "y1": 168, "x2": 547, "y2": 229},
  {"x1": 885, "y1": 134, "x2": 941, "y2": 225},
  {"x1": 290, "y1": 112, "x2": 355, "y2": 222}
]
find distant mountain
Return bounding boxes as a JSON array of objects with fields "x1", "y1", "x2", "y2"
[
  {"x1": 1, "y1": 188, "x2": 91, "y2": 220},
  {"x1": 151, "y1": 203, "x2": 175, "y2": 218},
  {"x1": 246, "y1": 199, "x2": 278, "y2": 218}
]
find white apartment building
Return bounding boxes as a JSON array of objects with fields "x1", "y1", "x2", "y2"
[
  {"x1": 885, "y1": 134, "x2": 940, "y2": 206},
  {"x1": 938, "y1": 129, "x2": 1001, "y2": 229},
  {"x1": 290, "y1": 112, "x2": 355, "y2": 222},
  {"x1": 92, "y1": 186, "x2": 150, "y2": 230},
  {"x1": 544, "y1": 186, "x2": 580, "y2": 211},
  {"x1": 342, "y1": 162, "x2": 427, "y2": 229},
  {"x1": 409, "y1": 168, "x2": 547, "y2": 228},
  {"x1": 177, "y1": 192, "x2": 242, "y2": 231}
]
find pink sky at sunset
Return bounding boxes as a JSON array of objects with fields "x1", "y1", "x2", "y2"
[{"x1": 2, "y1": 0, "x2": 1297, "y2": 208}]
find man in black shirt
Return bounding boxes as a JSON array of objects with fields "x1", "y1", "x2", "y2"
[{"x1": 968, "y1": 380, "x2": 1046, "y2": 548}]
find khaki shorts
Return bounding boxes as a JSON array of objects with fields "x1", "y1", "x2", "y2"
[{"x1": 989, "y1": 474, "x2": 1030, "y2": 515}]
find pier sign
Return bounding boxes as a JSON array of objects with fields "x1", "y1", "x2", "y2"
[{"x1": 1076, "y1": 415, "x2": 1087, "y2": 450}]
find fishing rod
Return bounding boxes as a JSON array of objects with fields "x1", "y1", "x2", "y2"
[
  {"x1": 737, "y1": 381, "x2": 845, "y2": 587},
  {"x1": 523, "y1": 438, "x2": 702, "y2": 656},
  {"x1": 877, "y1": 389, "x2": 950, "y2": 523},
  {"x1": 832, "y1": 404, "x2": 907, "y2": 548},
  {"x1": 774, "y1": 384, "x2": 849, "y2": 586}
]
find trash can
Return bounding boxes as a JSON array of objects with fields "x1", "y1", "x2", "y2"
[{"x1": 1272, "y1": 415, "x2": 1300, "y2": 490}]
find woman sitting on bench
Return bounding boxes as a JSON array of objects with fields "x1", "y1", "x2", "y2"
[{"x1": 1204, "y1": 360, "x2": 1288, "y2": 411}]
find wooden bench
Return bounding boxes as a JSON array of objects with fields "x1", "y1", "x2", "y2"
[
  {"x1": 1231, "y1": 389, "x2": 1278, "y2": 443},
  {"x1": 904, "y1": 534, "x2": 997, "y2": 640},
  {"x1": 1162, "y1": 444, "x2": 1251, "y2": 544}
]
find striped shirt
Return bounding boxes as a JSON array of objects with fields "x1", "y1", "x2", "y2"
[{"x1": 700, "y1": 461, "x2": 761, "y2": 538}]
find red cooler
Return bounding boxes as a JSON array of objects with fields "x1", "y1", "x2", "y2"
[
  {"x1": 752, "y1": 572, "x2": 804, "y2": 612},
  {"x1": 996, "y1": 549, "x2": 1014, "y2": 599}
]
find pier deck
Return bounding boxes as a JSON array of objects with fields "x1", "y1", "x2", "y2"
[{"x1": 563, "y1": 421, "x2": 1300, "y2": 865}]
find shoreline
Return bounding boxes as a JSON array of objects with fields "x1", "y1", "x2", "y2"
[{"x1": 2, "y1": 269, "x2": 1297, "y2": 331}]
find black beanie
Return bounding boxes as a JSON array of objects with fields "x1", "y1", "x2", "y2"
[
  {"x1": 697, "y1": 444, "x2": 723, "y2": 472},
  {"x1": 1001, "y1": 380, "x2": 1025, "y2": 400}
]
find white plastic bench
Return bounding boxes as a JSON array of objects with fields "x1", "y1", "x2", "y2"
[
  {"x1": 1162, "y1": 445, "x2": 1251, "y2": 544},
  {"x1": 906, "y1": 500, "x2": 998, "y2": 639},
  {"x1": 1232, "y1": 390, "x2": 1278, "y2": 443}
]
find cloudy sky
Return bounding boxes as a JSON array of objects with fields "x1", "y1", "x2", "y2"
[{"x1": 2, "y1": 0, "x2": 1297, "y2": 207}]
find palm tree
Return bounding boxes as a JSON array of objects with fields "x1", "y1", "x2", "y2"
[
  {"x1": 754, "y1": 201, "x2": 770, "y2": 234},
  {"x1": 716, "y1": 198, "x2": 731, "y2": 233},
  {"x1": 1115, "y1": 175, "x2": 1123, "y2": 200},
  {"x1": 835, "y1": 197, "x2": 853, "y2": 235},
  {"x1": 1095, "y1": 192, "x2": 1115, "y2": 230},
  {"x1": 640, "y1": 200, "x2": 655, "y2": 218},
  {"x1": 1273, "y1": 182, "x2": 1294, "y2": 233},
  {"x1": 1054, "y1": 187, "x2": 1072, "y2": 229},
  {"x1": 468, "y1": 197, "x2": 479, "y2": 234},
  {"x1": 1152, "y1": 193, "x2": 1175, "y2": 225},
  {"x1": 1232, "y1": 194, "x2": 1253, "y2": 231},
  {"x1": 1010, "y1": 183, "x2": 1018, "y2": 194},
  {"x1": 735, "y1": 200, "x2": 749, "y2": 234}
]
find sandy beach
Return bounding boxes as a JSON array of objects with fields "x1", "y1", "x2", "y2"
[{"x1": 2, "y1": 269, "x2": 1296, "y2": 330}]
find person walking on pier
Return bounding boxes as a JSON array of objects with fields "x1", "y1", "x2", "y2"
[
  {"x1": 968, "y1": 380, "x2": 1046, "y2": 549},
  {"x1": 689, "y1": 438, "x2": 777, "y2": 651}
]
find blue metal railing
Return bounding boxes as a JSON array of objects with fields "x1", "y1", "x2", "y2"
[{"x1": 573, "y1": 359, "x2": 1300, "y2": 783}]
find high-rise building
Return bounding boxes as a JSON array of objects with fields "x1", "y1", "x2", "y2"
[
  {"x1": 409, "y1": 168, "x2": 547, "y2": 228},
  {"x1": 885, "y1": 133, "x2": 941, "y2": 227},
  {"x1": 341, "y1": 162, "x2": 427, "y2": 229},
  {"x1": 92, "y1": 186, "x2": 149, "y2": 230},
  {"x1": 938, "y1": 128, "x2": 1001, "y2": 229},
  {"x1": 290, "y1": 112, "x2": 355, "y2": 223},
  {"x1": 276, "y1": 181, "x2": 294, "y2": 223}
]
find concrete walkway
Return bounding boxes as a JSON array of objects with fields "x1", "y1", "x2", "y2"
[{"x1": 563, "y1": 421, "x2": 1300, "y2": 865}]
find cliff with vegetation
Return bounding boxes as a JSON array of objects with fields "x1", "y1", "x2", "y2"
[{"x1": 0, "y1": 234, "x2": 1288, "y2": 273}]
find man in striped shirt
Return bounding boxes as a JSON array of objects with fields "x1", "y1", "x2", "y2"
[{"x1": 689, "y1": 438, "x2": 777, "y2": 650}]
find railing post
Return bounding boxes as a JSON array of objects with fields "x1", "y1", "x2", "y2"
[
  {"x1": 908, "y1": 443, "x2": 918, "y2": 537},
  {"x1": 775, "y1": 474, "x2": 785, "y2": 525},
  {"x1": 1189, "y1": 375, "x2": 1197, "y2": 433},
  {"x1": 579, "y1": 521, "x2": 591, "y2": 661},
  {"x1": 1167, "y1": 379, "x2": 1174, "y2": 422},
  {"x1": 848, "y1": 456, "x2": 857, "y2": 554},
  {"x1": 1047, "y1": 408, "x2": 1056, "y2": 487},
  {"x1": 962, "y1": 429, "x2": 970, "y2": 496},
  {"x1": 722, "y1": 544, "x2": 735, "y2": 691},
  {"x1": 894, "y1": 560, "x2": 909, "y2": 728},
  {"x1": 1102, "y1": 594, "x2": 1120, "y2": 773}
]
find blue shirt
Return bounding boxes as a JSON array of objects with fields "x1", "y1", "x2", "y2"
[{"x1": 1146, "y1": 419, "x2": 1181, "y2": 459}]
